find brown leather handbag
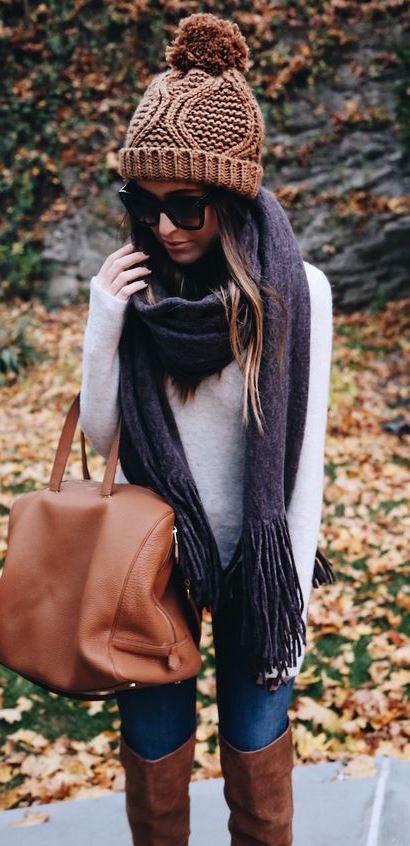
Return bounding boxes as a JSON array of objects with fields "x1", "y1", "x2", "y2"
[{"x1": 0, "y1": 392, "x2": 202, "y2": 700}]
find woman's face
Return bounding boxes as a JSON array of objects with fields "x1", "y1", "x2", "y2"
[{"x1": 133, "y1": 178, "x2": 220, "y2": 264}]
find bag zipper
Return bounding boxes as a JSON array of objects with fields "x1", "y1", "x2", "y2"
[
  {"x1": 173, "y1": 525, "x2": 191, "y2": 599},
  {"x1": 172, "y1": 525, "x2": 179, "y2": 562}
]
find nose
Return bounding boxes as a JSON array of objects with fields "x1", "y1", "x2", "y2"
[{"x1": 157, "y1": 211, "x2": 180, "y2": 238}]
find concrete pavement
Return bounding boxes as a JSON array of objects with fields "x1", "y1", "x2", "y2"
[{"x1": 0, "y1": 756, "x2": 408, "y2": 845}]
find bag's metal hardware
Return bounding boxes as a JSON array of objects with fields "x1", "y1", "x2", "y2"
[
  {"x1": 2, "y1": 392, "x2": 203, "y2": 701},
  {"x1": 172, "y1": 525, "x2": 179, "y2": 562}
]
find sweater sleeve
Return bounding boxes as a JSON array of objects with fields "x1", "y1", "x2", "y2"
[
  {"x1": 286, "y1": 262, "x2": 333, "y2": 677},
  {"x1": 79, "y1": 275, "x2": 128, "y2": 459}
]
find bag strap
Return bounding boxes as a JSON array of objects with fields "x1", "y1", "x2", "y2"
[
  {"x1": 80, "y1": 431, "x2": 91, "y2": 480},
  {"x1": 49, "y1": 392, "x2": 122, "y2": 497}
]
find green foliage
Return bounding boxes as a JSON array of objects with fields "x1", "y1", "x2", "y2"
[
  {"x1": 0, "y1": 667, "x2": 117, "y2": 745},
  {"x1": 1, "y1": 0, "x2": 407, "y2": 302},
  {"x1": 0, "y1": 312, "x2": 43, "y2": 384},
  {"x1": 391, "y1": 47, "x2": 410, "y2": 154}
]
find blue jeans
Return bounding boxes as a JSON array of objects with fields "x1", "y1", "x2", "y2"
[{"x1": 115, "y1": 588, "x2": 295, "y2": 760}]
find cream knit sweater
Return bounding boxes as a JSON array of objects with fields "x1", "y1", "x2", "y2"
[{"x1": 79, "y1": 261, "x2": 333, "y2": 677}]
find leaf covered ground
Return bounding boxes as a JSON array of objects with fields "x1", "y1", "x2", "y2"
[{"x1": 0, "y1": 293, "x2": 409, "y2": 810}]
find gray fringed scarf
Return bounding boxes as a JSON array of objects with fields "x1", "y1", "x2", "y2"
[{"x1": 118, "y1": 185, "x2": 334, "y2": 691}]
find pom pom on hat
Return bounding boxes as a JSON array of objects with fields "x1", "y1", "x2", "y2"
[
  {"x1": 165, "y1": 12, "x2": 250, "y2": 77},
  {"x1": 118, "y1": 11, "x2": 264, "y2": 198}
]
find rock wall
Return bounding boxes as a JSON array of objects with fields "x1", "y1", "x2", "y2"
[
  {"x1": 43, "y1": 23, "x2": 409, "y2": 312},
  {"x1": 263, "y1": 22, "x2": 409, "y2": 310}
]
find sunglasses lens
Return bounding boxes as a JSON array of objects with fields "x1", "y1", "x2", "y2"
[
  {"x1": 121, "y1": 192, "x2": 158, "y2": 226},
  {"x1": 167, "y1": 198, "x2": 202, "y2": 229},
  {"x1": 119, "y1": 185, "x2": 207, "y2": 229}
]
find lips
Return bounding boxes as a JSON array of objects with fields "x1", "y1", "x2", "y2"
[{"x1": 163, "y1": 240, "x2": 188, "y2": 247}]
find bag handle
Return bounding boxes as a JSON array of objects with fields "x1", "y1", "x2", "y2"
[
  {"x1": 49, "y1": 392, "x2": 122, "y2": 497},
  {"x1": 80, "y1": 430, "x2": 91, "y2": 480}
]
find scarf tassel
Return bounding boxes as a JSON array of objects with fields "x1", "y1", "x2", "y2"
[
  {"x1": 256, "y1": 547, "x2": 336, "y2": 694},
  {"x1": 168, "y1": 472, "x2": 223, "y2": 611},
  {"x1": 312, "y1": 546, "x2": 336, "y2": 587},
  {"x1": 239, "y1": 514, "x2": 307, "y2": 691}
]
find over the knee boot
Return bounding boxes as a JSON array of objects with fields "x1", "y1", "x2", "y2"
[
  {"x1": 119, "y1": 730, "x2": 196, "y2": 845},
  {"x1": 219, "y1": 719, "x2": 294, "y2": 846}
]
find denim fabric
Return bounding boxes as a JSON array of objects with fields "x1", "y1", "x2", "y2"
[{"x1": 115, "y1": 592, "x2": 295, "y2": 761}]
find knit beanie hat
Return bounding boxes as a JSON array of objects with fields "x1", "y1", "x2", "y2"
[{"x1": 117, "y1": 12, "x2": 265, "y2": 198}]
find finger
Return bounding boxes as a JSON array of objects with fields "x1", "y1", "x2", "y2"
[
  {"x1": 110, "y1": 266, "x2": 151, "y2": 296},
  {"x1": 115, "y1": 240, "x2": 134, "y2": 254},
  {"x1": 101, "y1": 251, "x2": 149, "y2": 287},
  {"x1": 116, "y1": 278, "x2": 150, "y2": 301},
  {"x1": 107, "y1": 252, "x2": 149, "y2": 284},
  {"x1": 115, "y1": 251, "x2": 150, "y2": 272},
  {"x1": 98, "y1": 241, "x2": 137, "y2": 277}
]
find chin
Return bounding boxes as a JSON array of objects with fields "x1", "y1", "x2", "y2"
[{"x1": 172, "y1": 248, "x2": 202, "y2": 264}]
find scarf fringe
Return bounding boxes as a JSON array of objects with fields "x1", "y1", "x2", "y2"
[
  {"x1": 238, "y1": 513, "x2": 307, "y2": 686},
  {"x1": 312, "y1": 547, "x2": 336, "y2": 587},
  {"x1": 254, "y1": 543, "x2": 335, "y2": 693},
  {"x1": 168, "y1": 472, "x2": 222, "y2": 610}
]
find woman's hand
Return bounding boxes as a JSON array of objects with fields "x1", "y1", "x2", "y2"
[{"x1": 94, "y1": 242, "x2": 152, "y2": 301}]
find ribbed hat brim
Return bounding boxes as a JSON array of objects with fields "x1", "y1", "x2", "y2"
[{"x1": 118, "y1": 146, "x2": 263, "y2": 199}]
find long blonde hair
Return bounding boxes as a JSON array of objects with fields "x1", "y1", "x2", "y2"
[{"x1": 119, "y1": 185, "x2": 288, "y2": 435}]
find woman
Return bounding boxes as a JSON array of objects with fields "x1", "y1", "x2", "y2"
[{"x1": 79, "y1": 12, "x2": 333, "y2": 845}]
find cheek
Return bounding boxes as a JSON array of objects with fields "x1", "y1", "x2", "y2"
[{"x1": 201, "y1": 206, "x2": 219, "y2": 240}]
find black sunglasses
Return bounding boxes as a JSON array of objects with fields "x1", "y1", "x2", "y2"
[{"x1": 118, "y1": 181, "x2": 215, "y2": 230}]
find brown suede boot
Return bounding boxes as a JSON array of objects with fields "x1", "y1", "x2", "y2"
[
  {"x1": 119, "y1": 731, "x2": 196, "y2": 845},
  {"x1": 219, "y1": 719, "x2": 294, "y2": 845}
]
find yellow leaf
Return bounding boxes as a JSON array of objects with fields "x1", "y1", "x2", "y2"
[
  {"x1": 0, "y1": 764, "x2": 13, "y2": 783},
  {"x1": 393, "y1": 644, "x2": 410, "y2": 666},
  {"x1": 320, "y1": 670, "x2": 339, "y2": 688},
  {"x1": 293, "y1": 725, "x2": 331, "y2": 761},
  {"x1": 0, "y1": 696, "x2": 33, "y2": 724},
  {"x1": 194, "y1": 744, "x2": 221, "y2": 778},
  {"x1": 0, "y1": 786, "x2": 26, "y2": 811},
  {"x1": 196, "y1": 722, "x2": 217, "y2": 742},
  {"x1": 368, "y1": 661, "x2": 390, "y2": 683},
  {"x1": 21, "y1": 752, "x2": 64, "y2": 778},
  {"x1": 194, "y1": 741, "x2": 210, "y2": 766},
  {"x1": 198, "y1": 703, "x2": 219, "y2": 724},
  {"x1": 7, "y1": 729, "x2": 48, "y2": 749},
  {"x1": 0, "y1": 707, "x2": 23, "y2": 724},
  {"x1": 342, "y1": 756, "x2": 377, "y2": 779},
  {"x1": 381, "y1": 670, "x2": 410, "y2": 691},
  {"x1": 197, "y1": 676, "x2": 217, "y2": 698},
  {"x1": 83, "y1": 700, "x2": 105, "y2": 716},
  {"x1": 296, "y1": 665, "x2": 321, "y2": 688},
  {"x1": 295, "y1": 696, "x2": 341, "y2": 732},
  {"x1": 86, "y1": 731, "x2": 117, "y2": 755},
  {"x1": 340, "y1": 717, "x2": 367, "y2": 735},
  {"x1": 9, "y1": 810, "x2": 49, "y2": 827},
  {"x1": 68, "y1": 785, "x2": 112, "y2": 800}
]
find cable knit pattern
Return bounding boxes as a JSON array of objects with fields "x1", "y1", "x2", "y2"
[
  {"x1": 79, "y1": 260, "x2": 333, "y2": 678},
  {"x1": 117, "y1": 14, "x2": 265, "y2": 197}
]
